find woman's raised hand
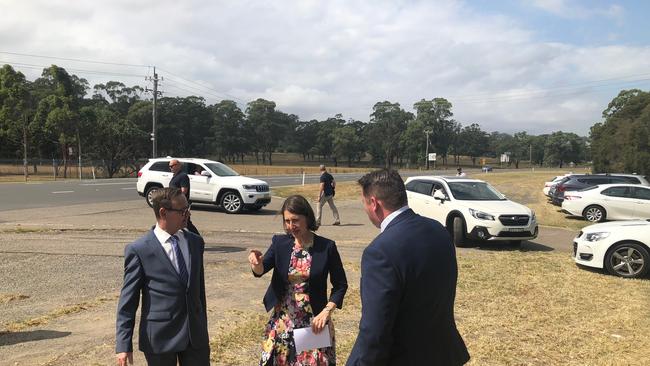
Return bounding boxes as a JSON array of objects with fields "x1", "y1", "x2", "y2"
[{"x1": 248, "y1": 250, "x2": 263, "y2": 265}]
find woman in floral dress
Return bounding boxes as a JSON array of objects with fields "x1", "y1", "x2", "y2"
[{"x1": 249, "y1": 195, "x2": 348, "y2": 366}]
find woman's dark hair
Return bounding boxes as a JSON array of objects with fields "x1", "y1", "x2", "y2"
[{"x1": 280, "y1": 195, "x2": 318, "y2": 232}]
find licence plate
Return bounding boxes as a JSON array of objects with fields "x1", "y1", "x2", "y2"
[{"x1": 507, "y1": 228, "x2": 525, "y2": 232}]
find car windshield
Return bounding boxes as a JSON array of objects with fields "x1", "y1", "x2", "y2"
[
  {"x1": 204, "y1": 162, "x2": 239, "y2": 177},
  {"x1": 447, "y1": 182, "x2": 506, "y2": 201}
]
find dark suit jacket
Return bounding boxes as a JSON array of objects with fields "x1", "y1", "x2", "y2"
[
  {"x1": 115, "y1": 229, "x2": 209, "y2": 354},
  {"x1": 256, "y1": 234, "x2": 348, "y2": 315},
  {"x1": 346, "y1": 209, "x2": 470, "y2": 366}
]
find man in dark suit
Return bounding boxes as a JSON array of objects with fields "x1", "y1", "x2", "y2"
[
  {"x1": 116, "y1": 188, "x2": 209, "y2": 366},
  {"x1": 346, "y1": 169, "x2": 470, "y2": 366},
  {"x1": 168, "y1": 159, "x2": 200, "y2": 236}
]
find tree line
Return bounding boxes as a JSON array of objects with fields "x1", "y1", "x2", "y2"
[{"x1": 0, "y1": 63, "x2": 619, "y2": 178}]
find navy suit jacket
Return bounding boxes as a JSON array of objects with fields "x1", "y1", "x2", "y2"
[
  {"x1": 346, "y1": 209, "x2": 470, "y2": 366},
  {"x1": 256, "y1": 234, "x2": 348, "y2": 315},
  {"x1": 115, "y1": 229, "x2": 209, "y2": 354}
]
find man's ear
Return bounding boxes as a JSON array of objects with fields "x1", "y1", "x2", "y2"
[{"x1": 159, "y1": 207, "x2": 166, "y2": 219}]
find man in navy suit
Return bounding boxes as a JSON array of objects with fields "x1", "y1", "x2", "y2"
[
  {"x1": 346, "y1": 169, "x2": 470, "y2": 366},
  {"x1": 116, "y1": 188, "x2": 210, "y2": 366}
]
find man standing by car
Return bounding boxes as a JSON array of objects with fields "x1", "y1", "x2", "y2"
[
  {"x1": 347, "y1": 169, "x2": 470, "y2": 365},
  {"x1": 169, "y1": 159, "x2": 200, "y2": 236},
  {"x1": 316, "y1": 164, "x2": 340, "y2": 226},
  {"x1": 116, "y1": 188, "x2": 210, "y2": 366}
]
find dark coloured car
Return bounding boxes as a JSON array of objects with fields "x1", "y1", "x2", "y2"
[{"x1": 549, "y1": 175, "x2": 635, "y2": 206}]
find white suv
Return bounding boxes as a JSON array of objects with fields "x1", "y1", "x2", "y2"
[
  {"x1": 136, "y1": 158, "x2": 271, "y2": 214},
  {"x1": 405, "y1": 176, "x2": 538, "y2": 247}
]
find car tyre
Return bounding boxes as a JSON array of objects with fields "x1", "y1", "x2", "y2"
[
  {"x1": 221, "y1": 191, "x2": 243, "y2": 214},
  {"x1": 604, "y1": 242, "x2": 649, "y2": 278},
  {"x1": 583, "y1": 205, "x2": 606, "y2": 222},
  {"x1": 145, "y1": 185, "x2": 162, "y2": 208},
  {"x1": 452, "y1": 216, "x2": 467, "y2": 247}
]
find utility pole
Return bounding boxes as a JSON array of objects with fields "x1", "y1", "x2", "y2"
[
  {"x1": 145, "y1": 67, "x2": 162, "y2": 158},
  {"x1": 424, "y1": 129, "x2": 432, "y2": 170}
]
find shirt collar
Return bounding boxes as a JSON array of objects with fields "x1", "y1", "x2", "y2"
[
  {"x1": 380, "y1": 205, "x2": 410, "y2": 233},
  {"x1": 153, "y1": 224, "x2": 184, "y2": 244}
]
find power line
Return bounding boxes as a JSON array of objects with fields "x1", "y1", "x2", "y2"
[
  {"x1": 157, "y1": 67, "x2": 246, "y2": 104},
  {"x1": 0, "y1": 51, "x2": 151, "y2": 68},
  {"x1": 1, "y1": 61, "x2": 147, "y2": 79}
]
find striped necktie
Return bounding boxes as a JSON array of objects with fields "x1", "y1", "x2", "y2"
[{"x1": 170, "y1": 235, "x2": 189, "y2": 286}]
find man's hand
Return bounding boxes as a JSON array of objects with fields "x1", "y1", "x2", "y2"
[{"x1": 116, "y1": 352, "x2": 133, "y2": 366}]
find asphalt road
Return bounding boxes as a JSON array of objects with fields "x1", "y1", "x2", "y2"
[{"x1": 0, "y1": 170, "x2": 453, "y2": 211}]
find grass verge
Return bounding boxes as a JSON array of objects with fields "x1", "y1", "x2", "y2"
[{"x1": 212, "y1": 252, "x2": 649, "y2": 365}]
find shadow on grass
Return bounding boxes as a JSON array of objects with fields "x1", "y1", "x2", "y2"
[
  {"x1": 471, "y1": 240, "x2": 554, "y2": 252},
  {"x1": 191, "y1": 204, "x2": 278, "y2": 216},
  {"x1": 204, "y1": 246, "x2": 247, "y2": 253},
  {"x1": 0, "y1": 330, "x2": 71, "y2": 346}
]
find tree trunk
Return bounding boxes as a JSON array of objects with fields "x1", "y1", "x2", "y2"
[{"x1": 22, "y1": 120, "x2": 28, "y2": 182}]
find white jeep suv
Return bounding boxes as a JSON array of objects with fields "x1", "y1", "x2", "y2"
[
  {"x1": 405, "y1": 176, "x2": 538, "y2": 247},
  {"x1": 136, "y1": 158, "x2": 271, "y2": 214}
]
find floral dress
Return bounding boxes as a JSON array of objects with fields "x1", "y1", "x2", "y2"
[{"x1": 260, "y1": 243, "x2": 336, "y2": 366}]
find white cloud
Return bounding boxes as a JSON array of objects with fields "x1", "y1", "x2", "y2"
[{"x1": 0, "y1": 0, "x2": 648, "y2": 135}]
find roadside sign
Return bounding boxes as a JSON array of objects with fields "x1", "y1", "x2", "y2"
[{"x1": 428, "y1": 153, "x2": 437, "y2": 161}]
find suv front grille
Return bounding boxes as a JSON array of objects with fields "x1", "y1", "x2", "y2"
[
  {"x1": 498, "y1": 215, "x2": 530, "y2": 226},
  {"x1": 256, "y1": 185, "x2": 269, "y2": 192}
]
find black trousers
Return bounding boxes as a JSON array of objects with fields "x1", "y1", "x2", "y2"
[{"x1": 144, "y1": 346, "x2": 210, "y2": 366}]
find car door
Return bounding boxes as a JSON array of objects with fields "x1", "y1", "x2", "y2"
[
  {"x1": 148, "y1": 161, "x2": 173, "y2": 186},
  {"x1": 631, "y1": 187, "x2": 650, "y2": 219},
  {"x1": 424, "y1": 182, "x2": 450, "y2": 224},
  {"x1": 186, "y1": 162, "x2": 212, "y2": 202},
  {"x1": 600, "y1": 186, "x2": 635, "y2": 219},
  {"x1": 407, "y1": 180, "x2": 434, "y2": 213}
]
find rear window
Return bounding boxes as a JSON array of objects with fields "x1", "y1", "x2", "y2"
[
  {"x1": 578, "y1": 186, "x2": 598, "y2": 192},
  {"x1": 149, "y1": 161, "x2": 170, "y2": 172},
  {"x1": 601, "y1": 186, "x2": 631, "y2": 198},
  {"x1": 618, "y1": 176, "x2": 641, "y2": 184}
]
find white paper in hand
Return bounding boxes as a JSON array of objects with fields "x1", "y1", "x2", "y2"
[{"x1": 294, "y1": 326, "x2": 331, "y2": 353}]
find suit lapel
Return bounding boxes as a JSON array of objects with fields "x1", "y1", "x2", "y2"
[
  {"x1": 279, "y1": 237, "x2": 293, "y2": 282},
  {"x1": 147, "y1": 230, "x2": 184, "y2": 285}
]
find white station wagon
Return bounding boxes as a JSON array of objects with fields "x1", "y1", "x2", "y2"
[
  {"x1": 136, "y1": 158, "x2": 271, "y2": 214},
  {"x1": 405, "y1": 176, "x2": 538, "y2": 247}
]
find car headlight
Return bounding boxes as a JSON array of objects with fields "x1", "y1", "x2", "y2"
[
  {"x1": 584, "y1": 232, "x2": 610, "y2": 242},
  {"x1": 242, "y1": 184, "x2": 257, "y2": 190},
  {"x1": 531, "y1": 211, "x2": 536, "y2": 221},
  {"x1": 469, "y1": 208, "x2": 495, "y2": 220}
]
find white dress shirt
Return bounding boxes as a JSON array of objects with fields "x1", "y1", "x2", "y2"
[
  {"x1": 380, "y1": 205, "x2": 410, "y2": 233},
  {"x1": 153, "y1": 224, "x2": 191, "y2": 275}
]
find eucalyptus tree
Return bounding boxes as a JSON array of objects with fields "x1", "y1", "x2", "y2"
[
  {"x1": 209, "y1": 100, "x2": 246, "y2": 162},
  {"x1": 369, "y1": 101, "x2": 413, "y2": 167},
  {"x1": 0, "y1": 65, "x2": 34, "y2": 179}
]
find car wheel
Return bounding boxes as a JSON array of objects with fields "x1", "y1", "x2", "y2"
[
  {"x1": 583, "y1": 205, "x2": 606, "y2": 222},
  {"x1": 145, "y1": 185, "x2": 162, "y2": 208},
  {"x1": 604, "y1": 242, "x2": 649, "y2": 278},
  {"x1": 221, "y1": 191, "x2": 243, "y2": 214},
  {"x1": 452, "y1": 216, "x2": 467, "y2": 247}
]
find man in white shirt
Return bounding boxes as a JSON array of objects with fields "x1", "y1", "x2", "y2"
[{"x1": 116, "y1": 188, "x2": 210, "y2": 366}]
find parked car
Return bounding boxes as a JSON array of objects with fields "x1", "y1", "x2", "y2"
[
  {"x1": 573, "y1": 220, "x2": 650, "y2": 278},
  {"x1": 136, "y1": 158, "x2": 271, "y2": 213},
  {"x1": 595, "y1": 173, "x2": 650, "y2": 185},
  {"x1": 543, "y1": 173, "x2": 573, "y2": 196},
  {"x1": 405, "y1": 176, "x2": 538, "y2": 247},
  {"x1": 548, "y1": 174, "x2": 635, "y2": 206},
  {"x1": 482, "y1": 165, "x2": 493, "y2": 172},
  {"x1": 562, "y1": 184, "x2": 650, "y2": 222}
]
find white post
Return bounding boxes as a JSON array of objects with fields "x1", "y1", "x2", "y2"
[
  {"x1": 302, "y1": 170, "x2": 306, "y2": 186},
  {"x1": 92, "y1": 166, "x2": 96, "y2": 180}
]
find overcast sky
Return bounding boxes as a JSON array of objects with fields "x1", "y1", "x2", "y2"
[{"x1": 2, "y1": 0, "x2": 649, "y2": 135}]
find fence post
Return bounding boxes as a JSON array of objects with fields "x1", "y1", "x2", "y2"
[
  {"x1": 302, "y1": 169, "x2": 305, "y2": 186},
  {"x1": 52, "y1": 159, "x2": 56, "y2": 181}
]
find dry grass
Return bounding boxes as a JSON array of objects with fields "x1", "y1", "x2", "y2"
[
  {"x1": 1, "y1": 295, "x2": 117, "y2": 333},
  {"x1": 0, "y1": 293, "x2": 30, "y2": 304},
  {"x1": 212, "y1": 254, "x2": 650, "y2": 365},
  {"x1": 273, "y1": 182, "x2": 362, "y2": 202}
]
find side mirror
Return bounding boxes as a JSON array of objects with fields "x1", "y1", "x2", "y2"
[
  {"x1": 200, "y1": 171, "x2": 211, "y2": 177},
  {"x1": 433, "y1": 190, "x2": 447, "y2": 201}
]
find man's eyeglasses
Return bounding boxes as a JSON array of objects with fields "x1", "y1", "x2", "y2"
[
  {"x1": 166, "y1": 204, "x2": 191, "y2": 215},
  {"x1": 169, "y1": 163, "x2": 178, "y2": 168}
]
